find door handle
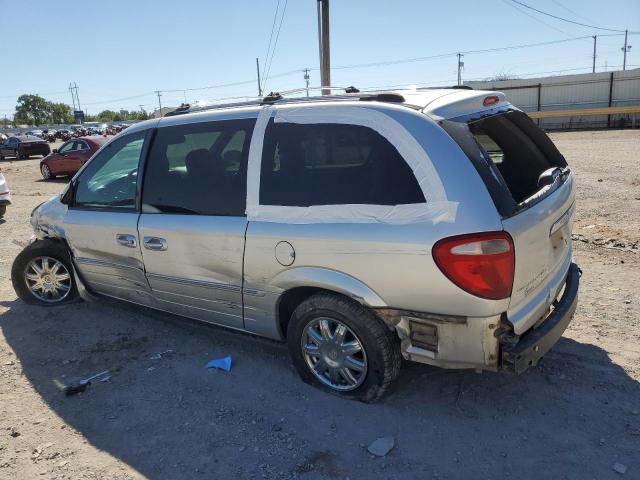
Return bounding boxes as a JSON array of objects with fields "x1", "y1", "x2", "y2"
[
  {"x1": 143, "y1": 236, "x2": 167, "y2": 251},
  {"x1": 116, "y1": 233, "x2": 137, "y2": 248}
]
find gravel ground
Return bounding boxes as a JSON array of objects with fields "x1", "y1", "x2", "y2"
[{"x1": 0, "y1": 131, "x2": 639, "y2": 480}]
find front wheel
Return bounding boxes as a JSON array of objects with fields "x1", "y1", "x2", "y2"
[
  {"x1": 287, "y1": 292, "x2": 401, "y2": 402},
  {"x1": 41, "y1": 164, "x2": 55, "y2": 180},
  {"x1": 11, "y1": 239, "x2": 79, "y2": 305},
  {"x1": 0, "y1": 205, "x2": 6, "y2": 217}
]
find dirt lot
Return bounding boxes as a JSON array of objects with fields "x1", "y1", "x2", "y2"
[{"x1": 0, "y1": 131, "x2": 639, "y2": 480}]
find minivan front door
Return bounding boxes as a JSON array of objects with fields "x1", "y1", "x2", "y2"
[
  {"x1": 137, "y1": 117, "x2": 256, "y2": 329},
  {"x1": 63, "y1": 131, "x2": 154, "y2": 306}
]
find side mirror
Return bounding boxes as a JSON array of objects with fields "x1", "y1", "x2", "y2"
[{"x1": 52, "y1": 148, "x2": 58, "y2": 153}]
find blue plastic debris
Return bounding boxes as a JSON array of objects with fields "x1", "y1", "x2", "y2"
[{"x1": 205, "y1": 355, "x2": 232, "y2": 372}]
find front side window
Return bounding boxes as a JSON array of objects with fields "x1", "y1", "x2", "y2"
[
  {"x1": 73, "y1": 132, "x2": 145, "y2": 209},
  {"x1": 142, "y1": 118, "x2": 255, "y2": 215},
  {"x1": 260, "y1": 122, "x2": 425, "y2": 207},
  {"x1": 59, "y1": 141, "x2": 74, "y2": 153}
]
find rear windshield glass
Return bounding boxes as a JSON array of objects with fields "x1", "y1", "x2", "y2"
[{"x1": 443, "y1": 110, "x2": 566, "y2": 208}]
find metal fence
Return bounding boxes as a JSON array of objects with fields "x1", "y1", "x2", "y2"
[{"x1": 467, "y1": 68, "x2": 640, "y2": 130}]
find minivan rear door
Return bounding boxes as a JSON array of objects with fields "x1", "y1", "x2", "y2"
[{"x1": 442, "y1": 110, "x2": 574, "y2": 334}]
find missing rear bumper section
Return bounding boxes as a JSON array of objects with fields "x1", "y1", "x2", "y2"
[
  {"x1": 375, "y1": 262, "x2": 579, "y2": 373},
  {"x1": 501, "y1": 262, "x2": 580, "y2": 374},
  {"x1": 375, "y1": 309, "x2": 501, "y2": 371}
]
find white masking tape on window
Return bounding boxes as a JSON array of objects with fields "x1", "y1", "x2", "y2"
[{"x1": 245, "y1": 104, "x2": 458, "y2": 224}]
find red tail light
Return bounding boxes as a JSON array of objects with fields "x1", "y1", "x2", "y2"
[
  {"x1": 433, "y1": 232, "x2": 515, "y2": 300},
  {"x1": 483, "y1": 95, "x2": 500, "y2": 106}
]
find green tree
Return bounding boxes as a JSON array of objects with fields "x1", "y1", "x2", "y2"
[
  {"x1": 14, "y1": 94, "x2": 51, "y2": 126},
  {"x1": 50, "y1": 102, "x2": 73, "y2": 124},
  {"x1": 96, "y1": 110, "x2": 117, "y2": 122}
]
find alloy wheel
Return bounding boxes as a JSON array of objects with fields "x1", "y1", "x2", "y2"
[
  {"x1": 41, "y1": 164, "x2": 51, "y2": 179},
  {"x1": 301, "y1": 317, "x2": 368, "y2": 391},
  {"x1": 24, "y1": 256, "x2": 72, "y2": 303}
]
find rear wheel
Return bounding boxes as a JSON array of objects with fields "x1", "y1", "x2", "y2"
[
  {"x1": 287, "y1": 292, "x2": 401, "y2": 402},
  {"x1": 41, "y1": 164, "x2": 54, "y2": 180},
  {"x1": 11, "y1": 239, "x2": 79, "y2": 305},
  {"x1": 0, "y1": 205, "x2": 6, "y2": 217}
]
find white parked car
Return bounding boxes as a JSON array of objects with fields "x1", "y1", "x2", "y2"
[{"x1": 0, "y1": 172, "x2": 10, "y2": 217}]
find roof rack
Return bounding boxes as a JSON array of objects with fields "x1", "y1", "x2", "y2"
[{"x1": 163, "y1": 86, "x2": 408, "y2": 117}]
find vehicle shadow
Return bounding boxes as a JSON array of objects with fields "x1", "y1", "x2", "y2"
[
  {"x1": 1, "y1": 298, "x2": 639, "y2": 479},
  {"x1": 34, "y1": 178, "x2": 69, "y2": 184}
]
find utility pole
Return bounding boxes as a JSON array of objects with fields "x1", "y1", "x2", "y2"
[
  {"x1": 74, "y1": 83, "x2": 81, "y2": 113},
  {"x1": 621, "y1": 29, "x2": 631, "y2": 71},
  {"x1": 155, "y1": 91, "x2": 163, "y2": 117},
  {"x1": 69, "y1": 83, "x2": 77, "y2": 111},
  {"x1": 303, "y1": 68, "x2": 310, "y2": 97},
  {"x1": 457, "y1": 53, "x2": 464, "y2": 86},
  {"x1": 317, "y1": 0, "x2": 331, "y2": 95},
  {"x1": 592, "y1": 36, "x2": 597, "y2": 73},
  {"x1": 256, "y1": 57, "x2": 263, "y2": 97}
]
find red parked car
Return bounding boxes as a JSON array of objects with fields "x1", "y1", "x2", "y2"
[{"x1": 40, "y1": 137, "x2": 108, "y2": 180}]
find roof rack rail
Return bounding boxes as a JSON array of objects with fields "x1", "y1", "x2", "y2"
[{"x1": 162, "y1": 85, "x2": 407, "y2": 117}]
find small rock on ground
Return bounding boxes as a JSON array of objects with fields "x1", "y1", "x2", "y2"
[
  {"x1": 613, "y1": 463, "x2": 627, "y2": 475},
  {"x1": 367, "y1": 437, "x2": 395, "y2": 457}
]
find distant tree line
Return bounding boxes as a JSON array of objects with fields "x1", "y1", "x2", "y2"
[{"x1": 11, "y1": 94, "x2": 151, "y2": 126}]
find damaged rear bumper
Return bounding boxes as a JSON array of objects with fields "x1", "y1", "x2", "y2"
[{"x1": 501, "y1": 262, "x2": 580, "y2": 374}]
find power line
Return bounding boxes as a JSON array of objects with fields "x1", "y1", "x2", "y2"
[
  {"x1": 263, "y1": 0, "x2": 288, "y2": 91},
  {"x1": 331, "y1": 35, "x2": 611, "y2": 71},
  {"x1": 262, "y1": 0, "x2": 281, "y2": 78},
  {"x1": 510, "y1": 0, "x2": 628, "y2": 33},
  {"x1": 550, "y1": 0, "x2": 597, "y2": 24},
  {"x1": 503, "y1": 0, "x2": 573, "y2": 37}
]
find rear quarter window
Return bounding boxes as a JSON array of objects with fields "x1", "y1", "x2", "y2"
[{"x1": 259, "y1": 121, "x2": 425, "y2": 207}]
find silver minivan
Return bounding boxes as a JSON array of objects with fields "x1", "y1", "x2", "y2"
[{"x1": 12, "y1": 88, "x2": 579, "y2": 401}]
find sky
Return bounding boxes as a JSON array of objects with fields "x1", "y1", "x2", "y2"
[{"x1": 0, "y1": 0, "x2": 638, "y2": 118}]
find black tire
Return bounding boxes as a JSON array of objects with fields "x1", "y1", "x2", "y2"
[
  {"x1": 0, "y1": 205, "x2": 6, "y2": 217},
  {"x1": 287, "y1": 292, "x2": 401, "y2": 402},
  {"x1": 11, "y1": 239, "x2": 79, "y2": 306},
  {"x1": 41, "y1": 163, "x2": 55, "y2": 180}
]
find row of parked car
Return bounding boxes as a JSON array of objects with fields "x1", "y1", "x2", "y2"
[{"x1": 10, "y1": 123, "x2": 131, "y2": 143}]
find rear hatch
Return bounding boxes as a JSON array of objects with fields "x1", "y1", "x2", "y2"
[{"x1": 442, "y1": 108, "x2": 574, "y2": 334}]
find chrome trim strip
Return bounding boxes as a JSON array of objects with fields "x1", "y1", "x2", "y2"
[
  {"x1": 146, "y1": 272, "x2": 241, "y2": 293},
  {"x1": 75, "y1": 256, "x2": 142, "y2": 271},
  {"x1": 243, "y1": 288, "x2": 267, "y2": 297}
]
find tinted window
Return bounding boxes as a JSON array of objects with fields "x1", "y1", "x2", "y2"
[
  {"x1": 74, "y1": 132, "x2": 145, "y2": 209},
  {"x1": 75, "y1": 140, "x2": 89, "y2": 150},
  {"x1": 59, "y1": 141, "x2": 74, "y2": 153},
  {"x1": 260, "y1": 122, "x2": 425, "y2": 207},
  {"x1": 142, "y1": 118, "x2": 255, "y2": 216}
]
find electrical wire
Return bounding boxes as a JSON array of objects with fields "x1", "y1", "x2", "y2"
[
  {"x1": 263, "y1": 0, "x2": 288, "y2": 92},
  {"x1": 262, "y1": 0, "x2": 281, "y2": 79},
  {"x1": 503, "y1": 0, "x2": 573, "y2": 37},
  {"x1": 510, "y1": 0, "x2": 629, "y2": 33},
  {"x1": 550, "y1": 0, "x2": 597, "y2": 24}
]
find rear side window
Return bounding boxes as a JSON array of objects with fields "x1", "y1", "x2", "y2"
[
  {"x1": 142, "y1": 118, "x2": 255, "y2": 216},
  {"x1": 260, "y1": 122, "x2": 425, "y2": 207}
]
